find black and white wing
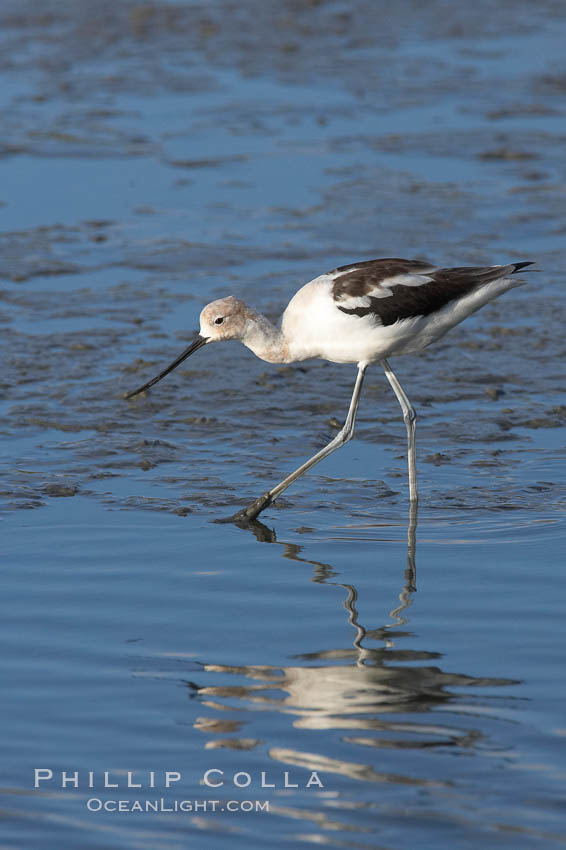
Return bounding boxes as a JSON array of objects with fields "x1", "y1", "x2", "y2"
[{"x1": 331, "y1": 258, "x2": 533, "y2": 326}]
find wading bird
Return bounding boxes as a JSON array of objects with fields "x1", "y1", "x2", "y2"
[{"x1": 126, "y1": 258, "x2": 533, "y2": 521}]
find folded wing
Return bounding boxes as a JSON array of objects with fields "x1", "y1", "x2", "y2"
[{"x1": 332, "y1": 258, "x2": 533, "y2": 326}]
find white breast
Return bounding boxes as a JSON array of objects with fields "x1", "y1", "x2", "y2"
[{"x1": 281, "y1": 276, "x2": 391, "y2": 364}]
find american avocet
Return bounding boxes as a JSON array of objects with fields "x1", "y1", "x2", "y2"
[{"x1": 126, "y1": 258, "x2": 533, "y2": 520}]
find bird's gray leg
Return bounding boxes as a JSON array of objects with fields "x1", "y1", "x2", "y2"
[
  {"x1": 381, "y1": 358, "x2": 418, "y2": 504},
  {"x1": 233, "y1": 363, "x2": 367, "y2": 521}
]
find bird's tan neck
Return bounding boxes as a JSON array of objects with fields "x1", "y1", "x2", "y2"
[{"x1": 241, "y1": 309, "x2": 292, "y2": 364}]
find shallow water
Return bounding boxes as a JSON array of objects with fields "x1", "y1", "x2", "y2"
[{"x1": 2, "y1": 1, "x2": 566, "y2": 847}]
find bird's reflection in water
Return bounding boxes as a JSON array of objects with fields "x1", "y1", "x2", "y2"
[{"x1": 191, "y1": 505, "x2": 517, "y2": 792}]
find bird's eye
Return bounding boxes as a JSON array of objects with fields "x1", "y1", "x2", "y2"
[{"x1": 214, "y1": 317, "x2": 224, "y2": 325}]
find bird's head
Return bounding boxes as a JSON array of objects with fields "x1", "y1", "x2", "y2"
[
  {"x1": 199, "y1": 296, "x2": 248, "y2": 341},
  {"x1": 124, "y1": 296, "x2": 251, "y2": 399}
]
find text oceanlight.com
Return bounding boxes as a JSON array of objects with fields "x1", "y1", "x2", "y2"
[{"x1": 86, "y1": 799, "x2": 269, "y2": 813}]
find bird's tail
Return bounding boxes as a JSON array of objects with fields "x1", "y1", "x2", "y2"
[{"x1": 511, "y1": 261, "x2": 535, "y2": 274}]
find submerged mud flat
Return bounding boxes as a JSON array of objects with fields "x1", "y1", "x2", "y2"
[
  {"x1": 1, "y1": 2, "x2": 566, "y2": 850},
  {"x1": 1, "y1": 0, "x2": 566, "y2": 522}
]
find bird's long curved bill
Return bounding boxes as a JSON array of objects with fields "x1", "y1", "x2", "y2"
[{"x1": 125, "y1": 335, "x2": 209, "y2": 399}]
